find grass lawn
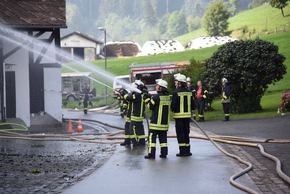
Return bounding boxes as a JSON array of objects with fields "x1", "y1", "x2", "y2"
[{"x1": 205, "y1": 92, "x2": 282, "y2": 121}]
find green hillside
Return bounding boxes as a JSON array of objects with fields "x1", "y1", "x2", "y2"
[{"x1": 176, "y1": 3, "x2": 290, "y2": 45}]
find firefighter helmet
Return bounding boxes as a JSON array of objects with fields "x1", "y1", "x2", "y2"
[
  {"x1": 157, "y1": 79, "x2": 168, "y2": 89},
  {"x1": 175, "y1": 74, "x2": 186, "y2": 83},
  {"x1": 222, "y1": 78, "x2": 228, "y2": 83},
  {"x1": 174, "y1": 73, "x2": 181, "y2": 80},
  {"x1": 135, "y1": 80, "x2": 144, "y2": 86}
]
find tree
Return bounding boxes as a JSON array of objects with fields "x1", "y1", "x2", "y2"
[
  {"x1": 226, "y1": 0, "x2": 239, "y2": 16},
  {"x1": 202, "y1": 39, "x2": 286, "y2": 113},
  {"x1": 142, "y1": 1, "x2": 158, "y2": 26},
  {"x1": 159, "y1": 14, "x2": 170, "y2": 36},
  {"x1": 167, "y1": 11, "x2": 188, "y2": 38},
  {"x1": 248, "y1": 0, "x2": 270, "y2": 9},
  {"x1": 202, "y1": 0, "x2": 230, "y2": 36},
  {"x1": 270, "y1": 0, "x2": 289, "y2": 17},
  {"x1": 187, "y1": 16, "x2": 202, "y2": 32}
]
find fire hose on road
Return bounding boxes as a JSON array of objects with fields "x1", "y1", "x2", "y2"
[{"x1": 0, "y1": 119, "x2": 290, "y2": 193}]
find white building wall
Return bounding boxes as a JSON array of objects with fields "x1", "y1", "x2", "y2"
[
  {"x1": 61, "y1": 34, "x2": 98, "y2": 48},
  {"x1": 44, "y1": 68, "x2": 62, "y2": 122},
  {"x1": 39, "y1": 31, "x2": 62, "y2": 123},
  {"x1": 4, "y1": 40, "x2": 30, "y2": 126}
]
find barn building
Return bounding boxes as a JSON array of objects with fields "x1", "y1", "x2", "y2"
[{"x1": 61, "y1": 31, "x2": 103, "y2": 61}]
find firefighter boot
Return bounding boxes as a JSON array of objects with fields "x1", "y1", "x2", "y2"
[
  {"x1": 120, "y1": 139, "x2": 131, "y2": 146},
  {"x1": 139, "y1": 138, "x2": 146, "y2": 147},
  {"x1": 176, "y1": 147, "x2": 187, "y2": 157},
  {"x1": 160, "y1": 147, "x2": 168, "y2": 158},
  {"x1": 186, "y1": 146, "x2": 192, "y2": 156},
  {"x1": 223, "y1": 116, "x2": 229, "y2": 121},
  {"x1": 132, "y1": 138, "x2": 139, "y2": 148},
  {"x1": 198, "y1": 117, "x2": 204, "y2": 122},
  {"x1": 144, "y1": 154, "x2": 155, "y2": 159}
]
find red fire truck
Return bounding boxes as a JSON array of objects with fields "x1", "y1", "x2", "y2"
[{"x1": 128, "y1": 61, "x2": 189, "y2": 94}]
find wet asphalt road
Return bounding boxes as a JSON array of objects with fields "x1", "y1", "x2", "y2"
[
  {"x1": 198, "y1": 115, "x2": 290, "y2": 177},
  {"x1": 197, "y1": 114, "x2": 290, "y2": 192}
]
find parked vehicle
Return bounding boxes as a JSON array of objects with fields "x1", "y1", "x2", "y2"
[{"x1": 61, "y1": 72, "x2": 96, "y2": 101}]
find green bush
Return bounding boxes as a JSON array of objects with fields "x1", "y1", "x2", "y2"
[{"x1": 202, "y1": 39, "x2": 286, "y2": 113}]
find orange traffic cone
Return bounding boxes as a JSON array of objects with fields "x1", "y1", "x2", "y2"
[
  {"x1": 77, "y1": 118, "x2": 84, "y2": 133},
  {"x1": 67, "y1": 119, "x2": 74, "y2": 133}
]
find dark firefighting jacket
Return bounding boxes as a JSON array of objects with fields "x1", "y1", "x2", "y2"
[
  {"x1": 123, "y1": 98, "x2": 132, "y2": 122},
  {"x1": 221, "y1": 85, "x2": 231, "y2": 103},
  {"x1": 124, "y1": 92, "x2": 145, "y2": 122},
  {"x1": 147, "y1": 91, "x2": 171, "y2": 131},
  {"x1": 171, "y1": 86, "x2": 194, "y2": 119}
]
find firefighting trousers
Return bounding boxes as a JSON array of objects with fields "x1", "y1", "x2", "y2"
[
  {"x1": 223, "y1": 103, "x2": 230, "y2": 116},
  {"x1": 129, "y1": 121, "x2": 146, "y2": 146},
  {"x1": 196, "y1": 99, "x2": 205, "y2": 119},
  {"x1": 175, "y1": 118, "x2": 191, "y2": 154},
  {"x1": 83, "y1": 100, "x2": 88, "y2": 114},
  {"x1": 123, "y1": 121, "x2": 131, "y2": 144},
  {"x1": 147, "y1": 130, "x2": 168, "y2": 156},
  {"x1": 119, "y1": 106, "x2": 124, "y2": 117}
]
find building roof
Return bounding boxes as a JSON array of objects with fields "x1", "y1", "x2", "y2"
[
  {"x1": 61, "y1": 31, "x2": 103, "y2": 44},
  {"x1": 0, "y1": 0, "x2": 66, "y2": 28}
]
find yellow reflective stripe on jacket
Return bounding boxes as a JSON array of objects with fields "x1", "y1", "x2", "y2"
[
  {"x1": 130, "y1": 94, "x2": 144, "y2": 121},
  {"x1": 150, "y1": 96, "x2": 171, "y2": 130},
  {"x1": 173, "y1": 92, "x2": 192, "y2": 118},
  {"x1": 221, "y1": 92, "x2": 230, "y2": 103}
]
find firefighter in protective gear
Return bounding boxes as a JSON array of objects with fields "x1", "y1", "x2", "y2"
[
  {"x1": 79, "y1": 83, "x2": 91, "y2": 114},
  {"x1": 195, "y1": 80, "x2": 208, "y2": 122},
  {"x1": 186, "y1": 77, "x2": 196, "y2": 120},
  {"x1": 174, "y1": 73, "x2": 181, "y2": 88},
  {"x1": 120, "y1": 88, "x2": 132, "y2": 146},
  {"x1": 221, "y1": 78, "x2": 231, "y2": 121},
  {"x1": 171, "y1": 74, "x2": 195, "y2": 157},
  {"x1": 124, "y1": 81, "x2": 146, "y2": 147},
  {"x1": 144, "y1": 79, "x2": 171, "y2": 159}
]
